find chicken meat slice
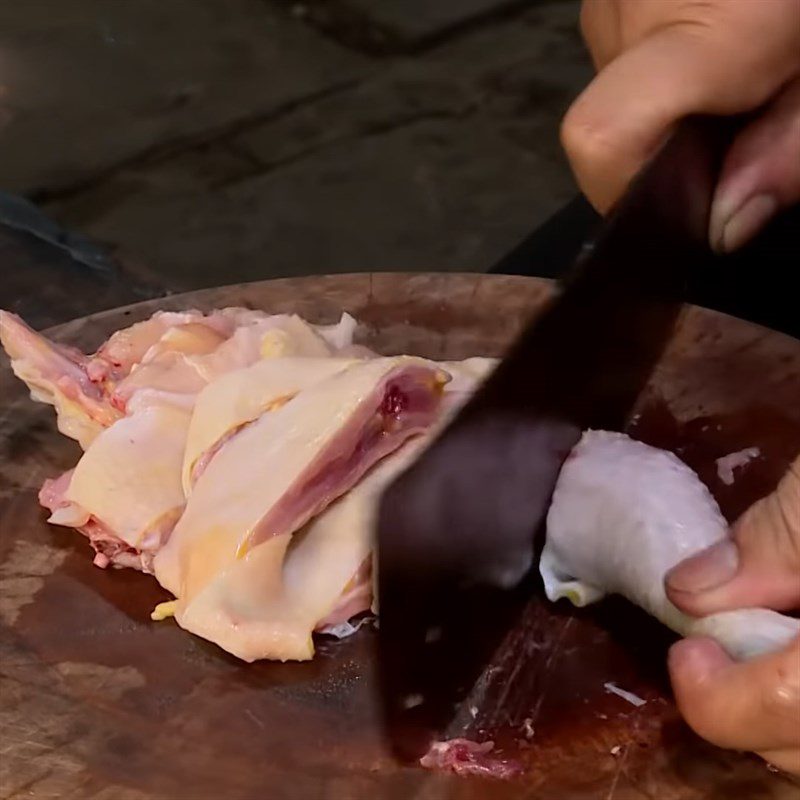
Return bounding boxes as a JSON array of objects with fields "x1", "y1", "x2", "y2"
[
  {"x1": 40, "y1": 403, "x2": 191, "y2": 572},
  {"x1": 167, "y1": 439, "x2": 425, "y2": 661},
  {"x1": 110, "y1": 312, "x2": 355, "y2": 412},
  {"x1": 85, "y1": 308, "x2": 253, "y2": 384},
  {"x1": 437, "y1": 357, "x2": 498, "y2": 418},
  {"x1": 1, "y1": 308, "x2": 362, "y2": 446},
  {"x1": 154, "y1": 357, "x2": 447, "y2": 603},
  {"x1": 314, "y1": 359, "x2": 498, "y2": 631},
  {"x1": 157, "y1": 356, "x2": 490, "y2": 661},
  {"x1": 0, "y1": 311, "x2": 121, "y2": 448},
  {"x1": 182, "y1": 357, "x2": 357, "y2": 493}
]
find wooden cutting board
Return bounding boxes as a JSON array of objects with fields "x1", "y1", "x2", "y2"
[{"x1": 1, "y1": 273, "x2": 798, "y2": 800}]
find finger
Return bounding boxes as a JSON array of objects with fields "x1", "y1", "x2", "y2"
[
  {"x1": 668, "y1": 636, "x2": 800, "y2": 752},
  {"x1": 579, "y1": 0, "x2": 621, "y2": 70},
  {"x1": 667, "y1": 456, "x2": 800, "y2": 616},
  {"x1": 562, "y1": 17, "x2": 800, "y2": 212},
  {"x1": 710, "y1": 76, "x2": 800, "y2": 252}
]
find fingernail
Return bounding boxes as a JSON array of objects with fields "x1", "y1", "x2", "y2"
[
  {"x1": 666, "y1": 540, "x2": 739, "y2": 594},
  {"x1": 710, "y1": 194, "x2": 777, "y2": 254},
  {"x1": 668, "y1": 638, "x2": 729, "y2": 683}
]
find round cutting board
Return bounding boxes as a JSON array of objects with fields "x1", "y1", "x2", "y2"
[{"x1": 1, "y1": 273, "x2": 798, "y2": 800}]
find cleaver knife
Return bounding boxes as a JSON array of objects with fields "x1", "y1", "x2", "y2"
[{"x1": 375, "y1": 117, "x2": 737, "y2": 760}]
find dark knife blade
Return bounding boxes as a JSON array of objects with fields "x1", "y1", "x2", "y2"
[{"x1": 376, "y1": 116, "x2": 735, "y2": 760}]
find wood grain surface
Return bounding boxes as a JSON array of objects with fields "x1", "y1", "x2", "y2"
[{"x1": 1, "y1": 273, "x2": 798, "y2": 800}]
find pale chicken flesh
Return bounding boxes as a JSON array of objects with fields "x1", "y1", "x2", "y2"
[
  {"x1": 182, "y1": 357, "x2": 357, "y2": 493},
  {"x1": 153, "y1": 357, "x2": 447, "y2": 602},
  {"x1": 172, "y1": 440, "x2": 427, "y2": 662},
  {"x1": 2, "y1": 308, "x2": 476, "y2": 661},
  {"x1": 40, "y1": 404, "x2": 191, "y2": 573},
  {"x1": 0, "y1": 308, "x2": 360, "y2": 446},
  {"x1": 4, "y1": 308, "x2": 363, "y2": 577},
  {"x1": 0, "y1": 311, "x2": 121, "y2": 447},
  {"x1": 156, "y1": 358, "x2": 495, "y2": 660}
]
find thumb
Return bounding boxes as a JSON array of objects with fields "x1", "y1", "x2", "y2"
[
  {"x1": 668, "y1": 636, "x2": 800, "y2": 774},
  {"x1": 709, "y1": 76, "x2": 800, "y2": 253},
  {"x1": 666, "y1": 455, "x2": 800, "y2": 616}
]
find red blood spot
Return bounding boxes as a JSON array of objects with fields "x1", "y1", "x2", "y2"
[{"x1": 381, "y1": 385, "x2": 408, "y2": 418}]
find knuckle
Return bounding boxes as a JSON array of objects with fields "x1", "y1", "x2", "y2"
[{"x1": 560, "y1": 102, "x2": 615, "y2": 167}]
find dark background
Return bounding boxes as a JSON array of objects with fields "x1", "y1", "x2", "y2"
[{"x1": 0, "y1": 0, "x2": 590, "y2": 324}]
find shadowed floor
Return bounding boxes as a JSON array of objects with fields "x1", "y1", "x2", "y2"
[{"x1": 0, "y1": 0, "x2": 590, "y2": 320}]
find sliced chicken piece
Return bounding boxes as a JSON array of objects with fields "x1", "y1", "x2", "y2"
[
  {"x1": 154, "y1": 357, "x2": 447, "y2": 602},
  {"x1": 168, "y1": 439, "x2": 424, "y2": 662},
  {"x1": 110, "y1": 328, "x2": 228, "y2": 412},
  {"x1": 168, "y1": 356, "x2": 494, "y2": 660},
  {"x1": 165, "y1": 356, "x2": 496, "y2": 662},
  {"x1": 182, "y1": 357, "x2": 356, "y2": 493},
  {"x1": 0, "y1": 311, "x2": 121, "y2": 447},
  {"x1": 437, "y1": 357, "x2": 497, "y2": 417},
  {"x1": 86, "y1": 308, "x2": 265, "y2": 383},
  {"x1": 2, "y1": 308, "x2": 362, "y2": 440},
  {"x1": 0, "y1": 308, "x2": 240, "y2": 445},
  {"x1": 40, "y1": 404, "x2": 191, "y2": 572},
  {"x1": 40, "y1": 471, "x2": 164, "y2": 572},
  {"x1": 314, "y1": 312, "x2": 358, "y2": 351},
  {"x1": 315, "y1": 557, "x2": 373, "y2": 631},
  {"x1": 113, "y1": 313, "x2": 358, "y2": 413},
  {"x1": 185, "y1": 314, "x2": 340, "y2": 383},
  {"x1": 256, "y1": 315, "x2": 336, "y2": 359}
]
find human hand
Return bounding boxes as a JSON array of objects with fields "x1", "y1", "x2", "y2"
[
  {"x1": 562, "y1": 0, "x2": 800, "y2": 252},
  {"x1": 665, "y1": 455, "x2": 800, "y2": 774}
]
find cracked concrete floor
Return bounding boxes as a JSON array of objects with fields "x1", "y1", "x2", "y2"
[{"x1": 0, "y1": 0, "x2": 591, "y2": 294}]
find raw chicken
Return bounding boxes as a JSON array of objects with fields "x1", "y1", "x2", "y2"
[
  {"x1": 542, "y1": 431, "x2": 800, "y2": 661},
  {"x1": 169, "y1": 439, "x2": 425, "y2": 662},
  {"x1": 3, "y1": 304, "x2": 504, "y2": 663},
  {"x1": 40, "y1": 404, "x2": 191, "y2": 572},
  {"x1": 181, "y1": 356, "x2": 496, "y2": 496},
  {"x1": 154, "y1": 357, "x2": 447, "y2": 602},
  {"x1": 182, "y1": 357, "x2": 356, "y2": 493},
  {"x1": 159, "y1": 356, "x2": 497, "y2": 660},
  {"x1": 420, "y1": 739, "x2": 522, "y2": 779},
  {"x1": 85, "y1": 308, "x2": 250, "y2": 383},
  {"x1": 314, "y1": 313, "x2": 358, "y2": 351},
  {"x1": 0, "y1": 311, "x2": 121, "y2": 447},
  {"x1": 0, "y1": 308, "x2": 361, "y2": 446},
  {"x1": 106, "y1": 312, "x2": 358, "y2": 412},
  {"x1": 437, "y1": 357, "x2": 497, "y2": 418},
  {"x1": 1, "y1": 307, "x2": 365, "y2": 567}
]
